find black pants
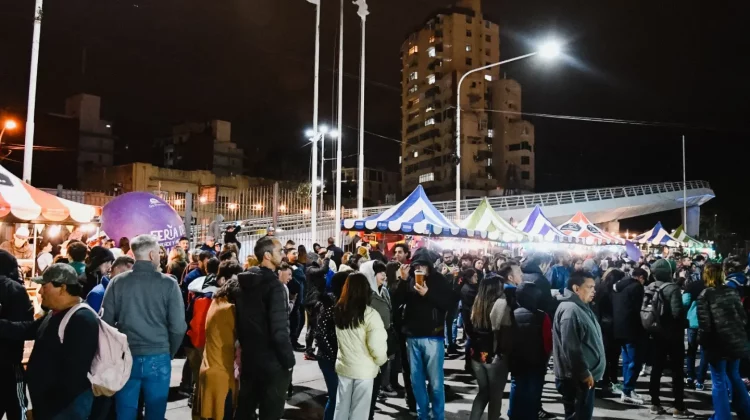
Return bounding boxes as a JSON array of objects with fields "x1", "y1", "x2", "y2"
[
  {"x1": 649, "y1": 336, "x2": 685, "y2": 410},
  {"x1": 236, "y1": 369, "x2": 292, "y2": 420},
  {"x1": 0, "y1": 364, "x2": 26, "y2": 420},
  {"x1": 304, "y1": 306, "x2": 319, "y2": 353},
  {"x1": 444, "y1": 304, "x2": 458, "y2": 347},
  {"x1": 289, "y1": 303, "x2": 302, "y2": 344},
  {"x1": 397, "y1": 331, "x2": 415, "y2": 407},
  {"x1": 369, "y1": 367, "x2": 384, "y2": 420},
  {"x1": 602, "y1": 333, "x2": 620, "y2": 385}
]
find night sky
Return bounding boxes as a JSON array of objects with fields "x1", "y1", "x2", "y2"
[{"x1": 1, "y1": 0, "x2": 749, "y2": 236}]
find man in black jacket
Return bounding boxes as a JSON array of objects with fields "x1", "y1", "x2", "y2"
[
  {"x1": 325, "y1": 237, "x2": 343, "y2": 269},
  {"x1": 391, "y1": 248, "x2": 457, "y2": 420},
  {"x1": 612, "y1": 268, "x2": 647, "y2": 405},
  {"x1": 0, "y1": 251, "x2": 33, "y2": 420},
  {"x1": 304, "y1": 250, "x2": 331, "y2": 359},
  {"x1": 522, "y1": 253, "x2": 556, "y2": 318},
  {"x1": 285, "y1": 247, "x2": 306, "y2": 352},
  {"x1": 235, "y1": 237, "x2": 296, "y2": 420}
]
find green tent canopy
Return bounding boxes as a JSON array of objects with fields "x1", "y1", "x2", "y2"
[
  {"x1": 673, "y1": 225, "x2": 706, "y2": 248},
  {"x1": 460, "y1": 198, "x2": 532, "y2": 242}
]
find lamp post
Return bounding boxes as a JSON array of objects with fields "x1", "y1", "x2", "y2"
[
  {"x1": 22, "y1": 0, "x2": 44, "y2": 183},
  {"x1": 454, "y1": 41, "x2": 561, "y2": 220},
  {"x1": 354, "y1": 0, "x2": 369, "y2": 217},
  {"x1": 305, "y1": 0, "x2": 322, "y2": 242},
  {"x1": 334, "y1": 0, "x2": 345, "y2": 246},
  {"x1": 320, "y1": 128, "x2": 340, "y2": 213},
  {"x1": 0, "y1": 120, "x2": 18, "y2": 147}
]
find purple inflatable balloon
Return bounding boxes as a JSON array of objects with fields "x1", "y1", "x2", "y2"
[{"x1": 101, "y1": 192, "x2": 186, "y2": 250}]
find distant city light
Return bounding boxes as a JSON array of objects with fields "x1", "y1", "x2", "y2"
[
  {"x1": 279, "y1": 204, "x2": 287, "y2": 212},
  {"x1": 538, "y1": 40, "x2": 562, "y2": 59},
  {"x1": 302, "y1": 208, "x2": 310, "y2": 214},
  {"x1": 199, "y1": 196, "x2": 208, "y2": 204},
  {"x1": 228, "y1": 203, "x2": 239, "y2": 210},
  {"x1": 174, "y1": 199, "x2": 184, "y2": 206},
  {"x1": 252, "y1": 203, "x2": 263, "y2": 210},
  {"x1": 3, "y1": 120, "x2": 17, "y2": 130}
]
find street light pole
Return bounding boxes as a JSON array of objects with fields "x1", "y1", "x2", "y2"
[
  {"x1": 23, "y1": 0, "x2": 44, "y2": 183},
  {"x1": 354, "y1": 0, "x2": 369, "y2": 217},
  {"x1": 334, "y1": 0, "x2": 344, "y2": 245},
  {"x1": 455, "y1": 52, "x2": 537, "y2": 221},
  {"x1": 308, "y1": 0, "x2": 322, "y2": 244},
  {"x1": 320, "y1": 137, "x2": 325, "y2": 213},
  {"x1": 0, "y1": 121, "x2": 18, "y2": 147}
]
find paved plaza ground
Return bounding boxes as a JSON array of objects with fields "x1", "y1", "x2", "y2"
[{"x1": 164, "y1": 346, "x2": 718, "y2": 420}]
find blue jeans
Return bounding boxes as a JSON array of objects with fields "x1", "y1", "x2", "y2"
[
  {"x1": 115, "y1": 353, "x2": 172, "y2": 420},
  {"x1": 555, "y1": 378, "x2": 595, "y2": 420},
  {"x1": 710, "y1": 358, "x2": 750, "y2": 420},
  {"x1": 686, "y1": 328, "x2": 708, "y2": 383},
  {"x1": 508, "y1": 371, "x2": 544, "y2": 420},
  {"x1": 408, "y1": 337, "x2": 445, "y2": 420},
  {"x1": 51, "y1": 389, "x2": 94, "y2": 420},
  {"x1": 444, "y1": 303, "x2": 459, "y2": 347},
  {"x1": 621, "y1": 341, "x2": 644, "y2": 394},
  {"x1": 318, "y1": 359, "x2": 338, "y2": 420}
]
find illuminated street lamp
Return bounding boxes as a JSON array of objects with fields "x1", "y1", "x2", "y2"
[
  {"x1": 0, "y1": 120, "x2": 18, "y2": 146},
  {"x1": 454, "y1": 39, "x2": 562, "y2": 220}
]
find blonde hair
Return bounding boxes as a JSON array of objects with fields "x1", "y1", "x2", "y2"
[
  {"x1": 245, "y1": 255, "x2": 259, "y2": 270},
  {"x1": 703, "y1": 263, "x2": 724, "y2": 288},
  {"x1": 342, "y1": 252, "x2": 353, "y2": 266},
  {"x1": 168, "y1": 247, "x2": 186, "y2": 264}
]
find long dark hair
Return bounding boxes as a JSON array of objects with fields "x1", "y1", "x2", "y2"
[
  {"x1": 334, "y1": 272, "x2": 372, "y2": 330},
  {"x1": 471, "y1": 275, "x2": 503, "y2": 330}
]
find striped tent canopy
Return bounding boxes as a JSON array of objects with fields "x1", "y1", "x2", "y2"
[
  {"x1": 673, "y1": 225, "x2": 706, "y2": 248},
  {"x1": 341, "y1": 185, "x2": 488, "y2": 239},
  {"x1": 518, "y1": 205, "x2": 575, "y2": 243},
  {"x1": 0, "y1": 165, "x2": 100, "y2": 224},
  {"x1": 558, "y1": 211, "x2": 615, "y2": 245},
  {"x1": 634, "y1": 222, "x2": 681, "y2": 247},
  {"x1": 460, "y1": 198, "x2": 530, "y2": 242}
]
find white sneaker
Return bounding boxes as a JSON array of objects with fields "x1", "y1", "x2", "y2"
[
  {"x1": 640, "y1": 365, "x2": 652, "y2": 377},
  {"x1": 620, "y1": 391, "x2": 645, "y2": 405}
]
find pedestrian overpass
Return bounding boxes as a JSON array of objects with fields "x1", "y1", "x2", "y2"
[{"x1": 233, "y1": 180, "x2": 714, "y2": 256}]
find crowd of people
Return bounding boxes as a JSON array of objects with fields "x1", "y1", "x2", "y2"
[{"x1": 1, "y1": 228, "x2": 750, "y2": 420}]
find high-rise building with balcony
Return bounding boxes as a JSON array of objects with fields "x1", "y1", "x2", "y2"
[{"x1": 400, "y1": 0, "x2": 536, "y2": 199}]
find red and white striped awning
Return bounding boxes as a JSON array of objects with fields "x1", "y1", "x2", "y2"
[{"x1": 0, "y1": 165, "x2": 100, "y2": 224}]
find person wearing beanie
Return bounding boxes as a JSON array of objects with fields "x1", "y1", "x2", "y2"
[
  {"x1": 81, "y1": 246, "x2": 115, "y2": 298},
  {"x1": 646, "y1": 258, "x2": 694, "y2": 418},
  {"x1": 0, "y1": 226, "x2": 33, "y2": 260}
]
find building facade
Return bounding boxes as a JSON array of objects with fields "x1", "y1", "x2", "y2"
[
  {"x1": 157, "y1": 120, "x2": 245, "y2": 177},
  {"x1": 336, "y1": 167, "x2": 401, "y2": 207},
  {"x1": 400, "y1": 0, "x2": 536, "y2": 199},
  {"x1": 65, "y1": 94, "x2": 116, "y2": 183}
]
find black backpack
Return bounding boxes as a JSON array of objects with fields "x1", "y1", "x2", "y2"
[{"x1": 640, "y1": 283, "x2": 672, "y2": 333}]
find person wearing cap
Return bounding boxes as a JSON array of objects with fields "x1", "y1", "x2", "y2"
[
  {"x1": 0, "y1": 263, "x2": 99, "y2": 420},
  {"x1": 0, "y1": 250, "x2": 33, "y2": 419},
  {"x1": 646, "y1": 258, "x2": 694, "y2": 418},
  {"x1": 100, "y1": 234, "x2": 186, "y2": 420},
  {"x1": 0, "y1": 226, "x2": 33, "y2": 260},
  {"x1": 81, "y1": 246, "x2": 115, "y2": 299}
]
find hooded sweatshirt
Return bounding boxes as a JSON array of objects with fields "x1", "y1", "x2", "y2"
[
  {"x1": 360, "y1": 260, "x2": 392, "y2": 328},
  {"x1": 391, "y1": 248, "x2": 457, "y2": 338},
  {"x1": 552, "y1": 289, "x2": 606, "y2": 382},
  {"x1": 611, "y1": 276, "x2": 645, "y2": 342}
]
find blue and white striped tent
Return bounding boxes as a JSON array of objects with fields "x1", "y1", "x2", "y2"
[
  {"x1": 341, "y1": 185, "x2": 489, "y2": 239},
  {"x1": 518, "y1": 205, "x2": 576, "y2": 243},
  {"x1": 634, "y1": 222, "x2": 682, "y2": 247}
]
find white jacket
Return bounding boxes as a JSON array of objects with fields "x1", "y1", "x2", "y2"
[{"x1": 335, "y1": 306, "x2": 388, "y2": 379}]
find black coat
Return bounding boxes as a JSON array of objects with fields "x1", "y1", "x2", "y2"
[
  {"x1": 698, "y1": 285, "x2": 750, "y2": 361},
  {"x1": 326, "y1": 245, "x2": 344, "y2": 269},
  {"x1": 305, "y1": 259, "x2": 329, "y2": 308},
  {"x1": 235, "y1": 266, "x2": 296, "y2": 375},
  {"x1": 460, "y1": 282, "x2": 479, "y2": 331},
  {"x1": 0, "y1": 276, "x2": 33, "y2": 365},
  {"x1": 611, "y1": 276, "x2": 645, "y2": 342},
  {"x1": 511, "y1": 282, "x2": 548, "y2": 375},
  {"x1": 592, "y1": 277, "x2": 616, "y2": 337},
  {"x1": 522, "y1": 263, "x2": 557, "y2": 318}
]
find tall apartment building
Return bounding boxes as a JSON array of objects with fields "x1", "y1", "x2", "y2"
[
  {"x1": 400, "y1": 0, "x2": 536, "y2": 199},
  {"x1": 335, "y1": 167, "x2": 401, "y2": 207},
  {"x1": 157, "y1": 120, "x2": 245, "y2": 177}
]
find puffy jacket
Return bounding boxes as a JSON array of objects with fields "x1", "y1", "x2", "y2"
[
  {"x1": 235, "y1": 266, "x2": 295, "y2": 375},
  {"x1": 511, "y1": 282, "x2": 552, "y2": 375},
  {"x1": 391, "y1": 248, "x2": 457, "y2": 338},
  {"x1": 697, "y1": 285, "x2": 750, "y2": 361},
  {"x1": 522, "y1": 262, "x2": 557, "y2": 318},
  {"x1": 552, "y1": 289, "x2": 606, "y2": 382},
  {"x1": 335, "y1": 306, "x2": 388, "y2": 379},
  {"x1": 611, "y1": 276, "x2": 645, "y2": 342},
  {"x1": 592, "y1": 277, "x2": 615, "y2": 337},
  {"x1": 725, "y1": 272, "x2": 747, "y2": 297},
  {"x1": 305, "y1": 259, "x2": 330, "y2": 308}
]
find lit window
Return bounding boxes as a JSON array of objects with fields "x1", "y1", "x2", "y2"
[
  {"x1": 488, "y1": 129, "x2": 494, "y2": 138},
  {"x1": 419, "y1": 172, "x2": 435, "y2": 183},
  {"x1": 414, "y1": 151, "x2": 419, "y2": 158},
  {"x1": 425, "y1": 106, "x2": 435, "y2": 113},
  {"x1": 429, "y1": 36, "x2": 436, "y2": 43},
  {"x1": 466, "y1": 44, "x2": 472, "y2": 52},
  {"x1": 409, "y1": 45, "x2": 419, "y2": 55},
  {"x1": 485, "y1": 74, "x2": 492, "y2": 82},
  {"x1": 409, "y1": 85, "x2": 418, "y2": 94},
  {"x1": 413, "y1": 98, "x2": 420, "y2": 105},
  {"x1": 425, "y1": 118, "x2": 435, "y2": 126},
  {"x1": 427, "y1": 74, "x2": 436, "y2": 85},
  {"x1": 487, "y1": 172, "x2": 493, "y2": 179},
  {"x1": 409, "y1": 71, "x2": 418, "y2": 81},
  {"x1": 427, "y1": 47, "x2": 436, "y2": 57},
  {"x1": 399, "y1": 156, "x2": 402, "y2": 164},
  {"x1": 487, "y1": 158, "x2": 493, "y2": 166}
]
